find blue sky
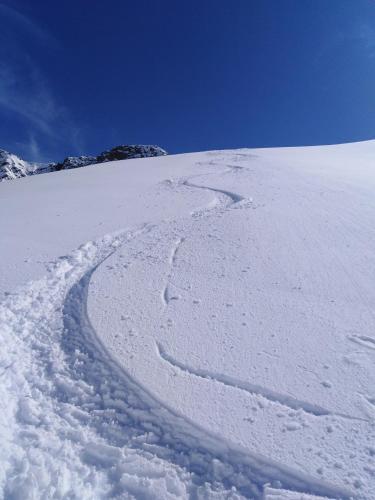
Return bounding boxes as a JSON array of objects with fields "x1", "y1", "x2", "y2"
[{"x1": 1, "y1": 0, "x2": 375, "y2": 162}]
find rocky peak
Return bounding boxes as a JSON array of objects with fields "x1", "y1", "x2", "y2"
[
  {"x1": 0, "y1": 149, "x2": 35, "y2": 181},
  {"x1": 52, "y1": 145, "x2": 167, "y2": 172},
  {"x1": 96, "y1": 144, "x2": 167, "y2": 163},
  {"x1": 0, "y1": 144, "x2": 168, "y2": 182},
  {"x1": 52, "y1": 156, "x2": 96, "y2": 171}
]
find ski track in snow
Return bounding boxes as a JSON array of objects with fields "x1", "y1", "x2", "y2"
[
  {"x1": 182, "y1": 180, "x2": 245, "y2": 205},
  {"x1": 348, "y1": 335, "x2": 375, "y2": 351},
  {"x1": 155, "y1": 342, "x2": 366, "y2": 423},
  {"x1": 161, "y1": 238, "x2": 185, "y2": 307},
  {"x1": 0, "y1": 158, "x2": 355, "y2": 499},
  {"x1": 161, "y1": 161, "x2": 251, "y2": 310}
]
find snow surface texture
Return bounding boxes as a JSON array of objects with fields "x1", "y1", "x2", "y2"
[{"x1": 1, "y1": 142, "x2": 375, "y2": 499}]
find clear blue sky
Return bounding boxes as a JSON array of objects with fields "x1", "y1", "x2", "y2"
[{"x1": 1, "y1": 0, "x2": 375, "y2": 162}]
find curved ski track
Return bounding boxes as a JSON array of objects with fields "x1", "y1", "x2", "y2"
[{"x1": 0, "y1": 162, "x2": 352, "y2": 499}]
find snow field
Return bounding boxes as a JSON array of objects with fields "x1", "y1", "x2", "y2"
[{"x1": 1, "y1": 143, "x2": 375, "y2": 498}]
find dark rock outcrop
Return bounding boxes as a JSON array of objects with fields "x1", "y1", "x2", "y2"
[
  {"x1": 0, "y1": 144, "x2": 168, "y2": 182},
  {"x1": 96, "y1": 145, "x2": 167, "y2": 163},
  {"x1": 52, "y1": 145, "x2": 167, "y2": 172},
  {"x1": 52, "y1": 156, "x2": 96, "y2": 171}
]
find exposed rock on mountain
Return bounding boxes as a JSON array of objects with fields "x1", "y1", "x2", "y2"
[
  {"x1": 0, "y1": 145, "x2": 168, "y2": 181},
  {"x1": 0, "y1": 149, "x2": 37, "y2": 181},
  {"x1": 52, "y1": 156, "x2": 96, "y2": 171},
  {"x1": 96, "y1": 144, "x2": 167, "y2": 163}
]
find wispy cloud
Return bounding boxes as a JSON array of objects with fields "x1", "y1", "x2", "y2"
[
  {"x1": 0, "y1": 3, "x2": 83, "y2": 160},
  {"x1": 0, "y1": 60, "x2": 65, "y2": 138},
  {"x1": 12, "y1": 133, "x2": 43, "y2": 163},
  {"x1": 27, "y1": 134, "x2": 41, "y2": 160}
]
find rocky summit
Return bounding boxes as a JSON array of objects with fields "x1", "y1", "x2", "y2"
[
  {"x1": 0, "y1": 149, "x2": 36, "y2": 181},
  {"x1": 51, "y1": 145, "x2": 167, "y2": 172},
  {"x1": 0, "y1": 145, "x2": 167, "y2": 181},
  {"x1": 97, "y1": 145, "x2": 167, "y2": 162},
  {"x1": 52, "y1": 156, "x2": 97, "y2": 172}
]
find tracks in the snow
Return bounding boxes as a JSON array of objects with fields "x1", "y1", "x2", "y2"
[
  {"x1": 60, "y1": 235, "x2": 350, "y2": 500},
  {"x1": 182, "y1": 179, "x2": 245, "y2": 205},
  {"x1": 160, "y1": 166, "x2": 250, "y2": 310},
  {"x1": 156, "y1": 342, "x2": 368, "y2": 425},
  {"x1": 161, "y1": 237, "x2": 185, "y2": 307},
  {"x1": 1, "y1": 158, "x2": 354, "y2": 499},
  {"x1": 156, "y1": 342, "x2": 332, "y2": 417},
  {"x1": 349, "y1": 335, "x2": 375, "y2": 351}
]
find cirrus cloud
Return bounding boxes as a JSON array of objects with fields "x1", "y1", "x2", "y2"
[{"x1": 0, "y1": 2, "x2": 83, "y2": 160}]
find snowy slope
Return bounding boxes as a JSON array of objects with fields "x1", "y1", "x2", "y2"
[{"x1": 0, "y1": 142, "x2": 375, "y2": 499}]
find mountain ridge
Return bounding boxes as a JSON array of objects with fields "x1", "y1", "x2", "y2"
[{"x1": 0, "y1": 144, "x2": 167, "y2": 182}]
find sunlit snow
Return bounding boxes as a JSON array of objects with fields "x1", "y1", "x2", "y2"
[{"x1": 1, "y1": 141, "x2": 375, "y2": 499}]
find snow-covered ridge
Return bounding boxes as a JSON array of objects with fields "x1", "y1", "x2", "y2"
[
  {"x1": 0, "y1": 144, "x2": 167, "y2": 181},
  {"x1": 0, "y1": 149, "x2": 38, "y2": 181}
]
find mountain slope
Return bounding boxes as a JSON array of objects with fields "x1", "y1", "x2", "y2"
[{"x1": 0, "y1": 142, "x2": 374, "y2": 499}]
